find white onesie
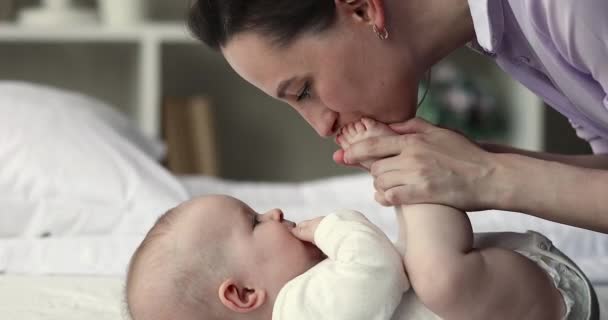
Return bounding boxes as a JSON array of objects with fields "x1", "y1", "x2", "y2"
[{"x1": 272, "y1": 209, "x2": 438, "y2": 320}]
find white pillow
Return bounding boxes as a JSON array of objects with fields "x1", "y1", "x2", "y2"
[
  {"x1": 0, "y1": 81, "x2": 165, "y2": 160},
  {"x1": 0, "y1": 82, "x2": 188, "y2": 237}
]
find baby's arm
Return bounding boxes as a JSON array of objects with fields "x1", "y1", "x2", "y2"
[
  {"x1": 280, "y1": 210, "x2": 408, "y2": 320},
  {"x1": 398, "y1": 205, "x2": 564, "y2": 320}
]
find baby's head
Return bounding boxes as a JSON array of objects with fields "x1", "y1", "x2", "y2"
[{"x1": 125, "y1": 195, "x2": 325, "y2": 320}]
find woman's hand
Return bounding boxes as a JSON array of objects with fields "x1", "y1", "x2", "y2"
[{"x1": 337, "y1": 118, "x2": 501, "y2": 211}]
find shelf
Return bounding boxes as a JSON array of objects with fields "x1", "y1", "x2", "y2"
[
  {"x1": 0, "y1": 22, "x2": 204, "y2": 139},
  {"x1": 0, "y1": 23, "x2": 196, "y2": 43}
]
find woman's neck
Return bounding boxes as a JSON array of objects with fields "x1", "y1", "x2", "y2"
[{"x1": 389, "y1": 0, "x2": 475, "y2": 70}]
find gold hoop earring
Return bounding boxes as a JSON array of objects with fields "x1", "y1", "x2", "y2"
[{"x1": 373, "y1": 25, "x2": 389, "y2": 40}]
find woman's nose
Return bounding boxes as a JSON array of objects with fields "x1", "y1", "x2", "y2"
[
  {"x1": 312, "y1": 120, "x2": 337, "y2": 137},
  {"x1": 303, "y1": 107, "x2": 338, "y2": 137}
]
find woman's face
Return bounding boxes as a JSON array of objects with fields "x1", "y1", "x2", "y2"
[{"x1": 222, "y1": 10, "x2": 421, "y2": 137}]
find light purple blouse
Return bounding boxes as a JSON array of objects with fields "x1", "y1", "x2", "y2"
[{"x1": 468, "y1": 0, "x2": 608, "y2": 154}]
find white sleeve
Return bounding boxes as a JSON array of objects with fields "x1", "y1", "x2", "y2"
[
  {"x1": 541, "y1": 0, "x2": 608, "y2": 153},
  {"x1": 272, "y1": 210, "x2": 409, "y2": 320}
]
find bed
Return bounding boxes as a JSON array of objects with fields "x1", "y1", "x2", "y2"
[{"x1": 1, "y1": 82, "x2": 607, "y2": 319}]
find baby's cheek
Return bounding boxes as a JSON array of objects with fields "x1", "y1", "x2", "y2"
[{"x1": 266, "y1": 226, "x2": 299, "y2": 249}]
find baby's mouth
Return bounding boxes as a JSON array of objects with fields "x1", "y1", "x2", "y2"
[{"x1": 283, "y1": 220, "x2": 296, "y2": 230}]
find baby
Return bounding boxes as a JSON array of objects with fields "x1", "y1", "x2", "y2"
[
  {"x1": 126, "y1": 195, "x2": 417, "y2": 320},
  {"x1": 125, "y1": 118, "x2": 597, "y2": 320}
]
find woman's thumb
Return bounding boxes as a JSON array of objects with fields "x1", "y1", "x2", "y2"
[
  {"x1": 333, "y1": 149, "x2": 346, "y2": 164},
  {"x1": 389, "y1": 117, "x2": 434, "y2": 134}
]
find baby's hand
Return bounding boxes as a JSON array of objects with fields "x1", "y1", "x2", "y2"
[{"x1": 291, "y1": 217, "x2": 325, "y2": 244}]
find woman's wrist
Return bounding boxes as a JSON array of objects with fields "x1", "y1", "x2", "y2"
[
  {"x1": 483, "y1": 152, "x2": 553, "y2": 213},
  {"x1": 486, "y1": 151, "x2": 608, "y2": 232}
]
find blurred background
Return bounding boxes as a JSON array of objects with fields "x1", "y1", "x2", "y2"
[{"x1": 0, "y1": 0, "x2": 590, "y2": 182}]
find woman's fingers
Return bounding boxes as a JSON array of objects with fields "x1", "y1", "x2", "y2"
[
  {"x1": 366, "y1": 126, "x2": 494, "y2": 209},
  {"x1": 343, "y1": 135, "x2": 405, "y2": 164},
  {"x1": 375, "y1": 182, "x2": 431, "y2": 207},
  {"x1": 374, "y1": 191, "x2": 392, "y2": 207},
  {"x1": 368, "y1": 156, "x2": 406, "y2": 177},
  {"x1": 333, "y1": 148, "x2": 346, "y2": 164},
  {"x1": 371, "y1": 170, "x2": 420, "y2": 204},
  {"x1": 389, "y1": 117, "x2": 435, "y2": 134},
  {"x1": 333, "y1": 148, "x2": 367, "y2": 170},
  {"x1": 373, "y1": 170, "x2": 410, "y2": 191}
]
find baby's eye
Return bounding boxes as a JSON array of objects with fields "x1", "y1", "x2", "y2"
[{"x1": 296, "y1": 82, "x2": 312, "y2": 102}]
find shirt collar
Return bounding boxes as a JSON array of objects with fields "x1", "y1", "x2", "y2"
[{"x1": 467, "y1": 0, "x2": 505, "y2": 54}]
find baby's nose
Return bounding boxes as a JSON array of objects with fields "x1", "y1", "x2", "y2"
[{"x1": 268, "y1": 208, "x2": 284, "y2": 221}]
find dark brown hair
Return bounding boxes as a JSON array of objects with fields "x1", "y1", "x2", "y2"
[{"x1": 187, "y1": 0, "x2": 337, "y2": 50}]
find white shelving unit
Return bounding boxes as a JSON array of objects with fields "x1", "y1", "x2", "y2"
[
  {"x1": 0, "y1": 21, "x2": 545, "y2": 180},
  {"x1": 0, "y1": 23, "x2": 194, "y2": 138}
]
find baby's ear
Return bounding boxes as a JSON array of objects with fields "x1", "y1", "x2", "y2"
[{"x1": 218, "y1": 279, "x2": 266, "y2": 313}]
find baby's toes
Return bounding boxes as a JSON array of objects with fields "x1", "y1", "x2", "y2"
[
  {"x1": 336, "y1": 134, "x2": 348, "y2": 148},
  {"x1": 347, "y1": 122, "x2": 357, "y2": 138},
  {"x1": 361, "y1": 117, "x2": 376, "y2": 130},
  {"x1": 354, "y1": 121, "x2": 366, "y2": 135}
]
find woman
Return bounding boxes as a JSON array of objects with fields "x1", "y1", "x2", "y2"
[{"x1": 187, "y1": 0, "x2": 608, "y2": 233}]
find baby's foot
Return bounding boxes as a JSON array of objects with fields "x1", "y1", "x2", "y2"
[{"x1": 336, "y1": 118, "x2": 397, "y2": 169}]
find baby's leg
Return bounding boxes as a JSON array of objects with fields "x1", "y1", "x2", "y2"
[
  {"x1": 337, "y1": 118, "x2": 407, "y2": 246},
  {"x1": 398, "y1": 205, "x2": 565, "y2": 320}
]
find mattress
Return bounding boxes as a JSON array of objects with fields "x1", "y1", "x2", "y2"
[
  {"x1": 0, "y1": 275, "x2": 124, "y2": 320},
  {"x1": 0, "y1": 174, "x2": 606, "y2": 319},
  {"x1": 0, "y1": 276, "x2": 606, "y2": 320}
]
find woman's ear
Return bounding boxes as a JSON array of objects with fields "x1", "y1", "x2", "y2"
[
  {"x1": 218, "y1": 279, "x2": 267, "y2": 313},
  {"x1": 335, "y1": 0, "x2": 386, "y2": 28}
]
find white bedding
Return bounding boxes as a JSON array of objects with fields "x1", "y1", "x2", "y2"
[
  {"x1": 0, "y1": 276, "x2": 124, "y2": 320},
  {"x1": 0, "y1": 174, "x2": 607, "y2": 319},
  {"x1": 0, "y1": 276, "x2": 606, "y2": 320},
  {"x1": 1, "y1": 174, "x2": 607, "y2": 281}
]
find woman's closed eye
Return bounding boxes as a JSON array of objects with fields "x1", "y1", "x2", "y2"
[{"x1": 296, "y1": 82, "x2": 312, "y2": 102}]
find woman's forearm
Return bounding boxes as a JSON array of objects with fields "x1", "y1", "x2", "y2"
[
  {"x1": 483, "y1": 143, "x2": 608, "y2": 170},
  {"x1": 491, "y1": 152, "x2": 608, "y2": 233}
]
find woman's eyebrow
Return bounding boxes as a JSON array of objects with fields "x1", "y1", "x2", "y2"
[{"x1": 276, "y1": 77, "x2": 295, "y2": 98}]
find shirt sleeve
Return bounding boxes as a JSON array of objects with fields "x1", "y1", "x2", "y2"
[
  {"x1": 272, "y1": 210, "x2": 409, "y2": 320},
  {"x1": 569, "y1": 120, "x2": 608, "y2": 154},
  {"x1": 539, "y1": 0, "x2": 608, "y2": 153}
]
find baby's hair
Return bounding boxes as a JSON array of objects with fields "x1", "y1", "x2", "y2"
[
  {"x1": 124, "y1": 200, "x2": 230, "y2": 320},
  {"x1": 125, "y1": 208, "x2": 181, "y2": 320}
]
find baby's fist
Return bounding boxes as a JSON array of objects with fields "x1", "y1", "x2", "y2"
[{"x1": 291, "y1": 217, "x2": 325, "y2": 244}]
